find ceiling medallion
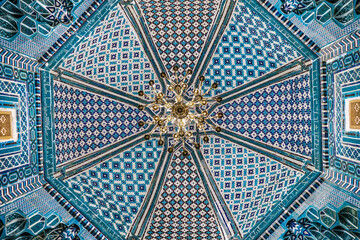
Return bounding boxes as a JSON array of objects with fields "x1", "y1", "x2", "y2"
[{"x1": 137, "y1": 66, "x2": 223, "y2": 156}]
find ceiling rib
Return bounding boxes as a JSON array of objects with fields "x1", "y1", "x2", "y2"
[
  {"x1": 187, "y1": 0, "x2": 236, "y2": 88},
  {"x1": 52, "y1": 68, "x2": 154, "y2": 109},
  {"x1": 212, "y1": 129, "x2": 313, "y2": 173},
  {"x1": 121, "y1": 2, "x2": 167, "y2": 91},
  {"x1": 53, "y1": 127, "x2": 157, "y2": 180},
  {"x1": 193, "y1": 144, "x2": 244, "y2": 239},
  {"x1": 207, "y1": 57, "x2": 312, "y2": 114},
  {"x1": 127, "y1": 138, "x2": 175, "y2": 238}
]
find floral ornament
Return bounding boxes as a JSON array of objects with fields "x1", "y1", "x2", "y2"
[
  {"x1": 280, "y1": 0, "x2": 316, "y2": 15},
  {"x1": 32, "y1": 0, "x2": 74, "y2": 27}
]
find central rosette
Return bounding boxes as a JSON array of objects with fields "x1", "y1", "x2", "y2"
[
  {"x1": 137, "y1": 66, "x2": 224, "y2": 156},
  {"x1": 172, "y1": 102, "x2": 189, "y2": 119}
]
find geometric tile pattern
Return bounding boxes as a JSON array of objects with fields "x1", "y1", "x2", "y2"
[
  {"x1": 269, "y1": 0, "x2": 360, "y2": 48},
  {"x1": 204, "y1": 2, "x2": 301, "y2": 97},
  {"x1": 333, "y1": 65, "x2": 360, "y2": 160},
  {"x1": 202, "y1": 136, "x2": 304, "y2": 234},
  {"x1": 266, "y1": 182, "x2": 360, "y2": 240},
  {"x1": 136, "y1": 0, "x2": 221, "y2": 74},
  {"x1": 66, "y1": 140, "x2": 163, "y2": 238},
  {"x1": 214, "y1": 73, "x2": 312, "y2": 156},
  {"x1": 0, "y1": 188, "x2": 96, "y2": 240},
  {"x1": 53, "y1": 82, "x2": 150, "y2": 164},
  {"x1": 0, "y1": 79, "x2": 29, "y2": 172},
  {"x1": 61, "y1": 4, "x2": 157, "y2": 97},
  {"x1": 0, "y1": 64, "x2": 39, "y2": 192},
  {"x1": 144, "y1": 150, "x2": 223, "y2": 240},
  {"x1": 0, "y1": 0, "x2": 94, "y2": 59}
]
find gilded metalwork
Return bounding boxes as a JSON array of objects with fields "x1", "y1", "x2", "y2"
[
  {"x1": 0, "y1": 111, "x2": 12, "y2": 140},
  {"x1": 137, "y1": 67, "x2": 223, "y2": 155},
  {"x1": 350, "y1": 99, "x2": 360, "y2": 129}
]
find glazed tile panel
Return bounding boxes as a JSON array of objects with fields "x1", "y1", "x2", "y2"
[
  {"x1": 0, "y1": 78, "x2": 29, "y2": 171},
  {"x1": 0, "y1": 188, "x2": 96, "y2": 239},
  {"x1": 268, "y1": 0, "x2": 360, "y2": 48},
  {"x1": 202, "y1": 136, "x2": 304, "y2": 234},
  {"x1": 61, "y1": 5, "x2": 157, "y2": 97},
  {"x1": 136, "y1": 0, "x2": 221, "y2": 74},
  {"x1": 66, "y1": 140, "x2": 162, "y2": 238},
  {"x1": 334, "y1": 65, "x2": 360, "y2": 160},
  {"x1": 0, "y1": 0, "x2": 94, "y2": 59},
  {"x1": 53, "y1": 82, "x2": 150, "y2": 164},
  {"x1": 267, "y1": 182, "x2": 360, "y2": 239},
  {"x1": 214, "y1": 73, "x2": 312, "y2": 156},
  {"x1": 144, "y1": 150, "x2": 224, "y2": 240},
  {"x1": 203, "y1": 1, "x2": 301, "y2": 97},
  {"x1": 0, "y1": 66, "x2": 39, "y2": 190}
]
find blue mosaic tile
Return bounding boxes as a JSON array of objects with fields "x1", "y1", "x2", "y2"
[
  {"x1": 268, "y1": 0, "x2": 360, "y2": 47},
  {"x1": 203, "y1": 1, "x2": 301, "y2": 97},
  {"x1": 0, "y1": 0, "x2": 94, "y2": 59},
  {"x1": 136, "y1": 0, "x2": 221, "y2": 74},
  {"x1": 0, "y1": 79, "x2": 29, "y2": 171},
  {"x1": 202, "y1": 136, "x2": 304, "y2": 234},
  {"x1": 0, "y1": 188, "x2": 96, "y2": 240},
  {"x1": 61, "y1": 4, "x2": 157, "y2": 97},
  {"x1": 267, "y1": 181, "x2": 360, "y2": 239},
  {"x1": 0, "y1": 65, "x2": 39, "y2": 190},
  {"x1": 66, "y1": 139, "x2": 163, "y2": 238},
  {"x1": 53, "y1": 81, "x2": 150, "y2": 164},
  {"x1": 144, "y1": 149, "x2": 223, "y2": 240},
  {"x1": 333, "y1": 65, "x2": 360, "y2": 161},
  {"x1": 214, "y1": 73, "x2": 312, "y2": 156}
]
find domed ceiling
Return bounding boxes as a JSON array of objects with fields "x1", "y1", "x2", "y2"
[
  {"x1": 4, "y1": 0, "x2": 351, "y2": 238},
  {"x1": 33, "y1": 0, "x2": 326, "y2": 239}
]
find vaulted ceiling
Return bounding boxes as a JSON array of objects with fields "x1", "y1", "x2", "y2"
[
  {"x1": 38, "y1": 1, "x2": 321, "y2": 239},
  {"x1": 1, "y1": 0, "x2": 360, "y2": 239}
]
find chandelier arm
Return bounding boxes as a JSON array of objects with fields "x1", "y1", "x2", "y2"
[
  {"x1": 141, "y1": 92, "x2": 153, "y2": 100},
  {"x1": 169, "y1": 139, "x2": 181, "y2": 150},
  {"x1": 183, "y1": 72, "x2": 191, "y2": 83},
  {"x1": 150, "y1": 84, "x2": 160, "y2": 96},
  {"x1": 202, "y1": 86, "x2": 214, "y2": 97},
  {"x1": 175, "y1": 71, "x2": 179, "y2": 84},
  {"x1": 159, "y1": 95, "x2": 169, "y2": 105},
  {"x1": 199, "y1": 81, "x2": 204, "y2": 95},
  {"x1": 163, "y1": 76, "x2": 172, "y2": 86}
]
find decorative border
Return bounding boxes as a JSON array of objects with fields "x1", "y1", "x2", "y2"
[
  {"x1": 0, "y1": 63, "x2": 44, "y2": 203},
  {"x1": 253, "y1": 0, "x2": 321, "y2": 53},
  {"x1": 323, "y1": 168, "x2": 360, "y2": 195},
  {"x1": 0, "y1": 176, "x2": 43, "y2": 203},
  {"x1": 39, "y1": 0, "x2": 107, "y2": 64},
  {"x1": 258, "y1": 177, "x2": 324, "y2": 239},
  {"x1": 43, "y1": 183, "x2": 107, "y2": 240},
  {"x1": 0, "y1": 47, "x2": 44, "y2": 174},
  {"x1": 320, "y1": 32, "x2": 360, "y2": 169},
  {"x1": 0, "y1": 47, "x2": 41, "y2": 72},
  {"x1": 35, "y1": 73, "x2": 44, "y2": 176},
  {"x1": 321, "y1": 61, "x2": 329, "y2": 168},
  {"x1": 327, "y1": 48, "x2": 360, "y2": 178},
  {"x1": 320, "y1": 30, "x2": 360, "y2": 62}
]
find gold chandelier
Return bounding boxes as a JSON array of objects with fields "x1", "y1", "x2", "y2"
[{"x1": 137, "y1": 66, "x2": 223, "y2": 156}]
